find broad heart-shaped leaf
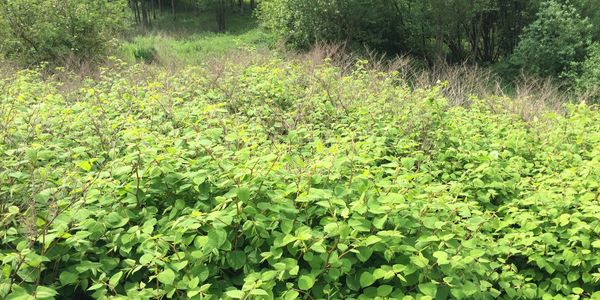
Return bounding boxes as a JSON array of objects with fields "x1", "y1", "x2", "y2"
[
  {"x1": 157, "y1": 268, "x2": 176, "y2": 285},
  {"x1": 207, "y1": 228, "x2": 227, "y2": 250},
  {"x1": 433, "y1": 251, "x2": 449, "y2": 265},
  {"x1": 77, "y1": 161, "x2": 92, "y2": 172},
  {"x1": 298, "y1": 275, "x2": 315, "y2": 290},
  {"x1": 112, "y1": 165, "x2": 132, "y2": 177},
  {"x1": 59, "y1": 271, "x2": 78, "y2": 285},
  {"x1": 418, "y1": 282, "x2": 437, "y2": 297},
  {"x1": 6, "y1": 285, "x2": 33, "y2": 300},
  {"x1": 377, "y1": 285, "x2": 394, "y2": 296},
  {"x1": 592, "y1": 240, "x2": 600, "y2": 248},
  {"x1": 227, "y1": 250, "x2": 247, "y2": 269},
  {"x1": 105, "y1": 212, "x2": 129, "y2": 228},
  {"x1": 237, "y1": 187, "x2": 251, "y2": 202},
  {"x1": 359, "y1": 271, "x2": 375, "y2": 287},
  {"x1": 410, "y1": 254, "x2": 429, "y2": 268},
  {"x1": 35, "y1": 286, "x2": 58, "y2": 299},
  {"x1": 356, "y1": 247, "x2": 373, "y2": 262},
  {"x1": 284, "y1": 290, "x2": 300, "y2": 300}
]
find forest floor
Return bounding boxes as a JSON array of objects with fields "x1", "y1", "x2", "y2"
[{"x1": 119, "y1": 8, "x2": 274, "y2": 66}]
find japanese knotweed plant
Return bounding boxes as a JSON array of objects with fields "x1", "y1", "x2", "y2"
[{"x1": 0, "y1": 60, "x2": 599, "y2": 299}]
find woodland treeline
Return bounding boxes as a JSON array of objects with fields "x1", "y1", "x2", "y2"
[
  {"x1": 260, "y1": 0, "x2": 600, "y2": 86},
  {"x1": 129, "y1": 0, "x2": 258, "y2": 32},
  {"x1": 0, "y1": 0, "x2": 599, "y2": 94}
]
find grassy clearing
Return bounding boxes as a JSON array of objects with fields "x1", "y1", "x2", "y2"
[{"x1": 119, "y1": 10, "x2": 275, "y2": 66}]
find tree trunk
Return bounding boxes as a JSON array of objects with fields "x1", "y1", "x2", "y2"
[
  {"x1": 152, "y1": 0, "x2": 156, "y2": 20},
  {"x1": 251, "y1": 0, "x2": 256, "y2": 10},
  {"x1": 239, "y1": 0, "x2": 244, "y2": 15},
  {"x1": 171, "y1": 0, "x2": 175, "y2": 20},
  {"x1": 132, "y1": 0, "x2": 141, "y2": 24},
  {"x1": 216, "y1": 0, "x2": 226, "y2": 32},
  {"x1": 141, "y1": 0, "x2": 150, "y2": 28}
]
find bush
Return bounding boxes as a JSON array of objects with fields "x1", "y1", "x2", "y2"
[
  {"x1": 1, "y1": 59, "x2": 599, "y2": 299},
  {"x1": 511, "y1": 0, "x2": 593, "y2": 80},
  {"x1": 0, "y1": 0, "x2": 129, "y2": 65},
  {"x1": 257, "y1": 0, "x2": 404, "y2": 53},
  {"x1": 577, "y1": 43, "x2": 600, "y2": 101}
]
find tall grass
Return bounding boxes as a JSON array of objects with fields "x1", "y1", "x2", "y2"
[
  {"x1": 300, "y1": 43, "x2": 596, "y2": 120},
  {"x1": 119, "y1": 11, "x2": 275, "y2": 67}
]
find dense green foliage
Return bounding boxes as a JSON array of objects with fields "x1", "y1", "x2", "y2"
[
  {"x1": 258, "y1": 0, "x2": 600, "y2": 92},
  {"x1": 258, "y1": 0, "x2": 540, "y2": 62},
  {"x1": 0, "y1": 0, "x2": 128, "y2": 64},
  {"x1": 258, "y1": 0, "x2": 404, "y2": 54},
  {"x1": 577, "y1": 43, "x2": 600, "y2": 97},
  {"x1": 1, "y1": 60, "x2": 599, "y2": 299},
  {"x1": 511, "y1": 0, "x2": 592, "y2": 80}
]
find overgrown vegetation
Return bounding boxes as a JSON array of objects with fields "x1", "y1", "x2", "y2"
[
  {"x1": 119, "y1": 12, "x2": 274, "y2": 66},
  {"x1": 1, "y1": 57, "x2": 600, "y2": 299},
  {"x1": 1, "y1": 0, "x2": 600, "y2": 299},
  {"x1": 0, "y1": 0, "x2": 128, "y2": 65},
  {"x1": 258, "y1": 0, "x2": 600, "y2": 95},
  {"x1": 510, "y1": 0, "x2": 593, "y2": 81}
]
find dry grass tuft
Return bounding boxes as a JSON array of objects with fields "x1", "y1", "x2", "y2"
[{"x1": 299, "y1": 42, "x2": 577, "y2": 120}]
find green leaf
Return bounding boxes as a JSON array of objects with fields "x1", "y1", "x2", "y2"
[
  {"x1": 109, "y1": 271, "x2": 123, "y2": 287},
  {"x1": 250, "y1": 289, "x2": 269, "y2": 296},
  {"x1": 157, "y1": 268, "x2": 176, "y2": 285},
  {"x1": 356, "y1": 247, "x2": 373, "y2": 262},
  {"x1": 207, "y1": 228, "x2": 227, "y2": 250},
  {"x1": 105, "y1": 212, "x2": 129, "y2": 228},
  {"x1": 6, "y1": 287, "x2": 33, "y2": 300},
  {"x1": 113, "y1": 165, "x2": 132, "y2": 176},
  {"x1": 418, "y1": 282, "x2": 437, "y2": 297},
  {"x1": 364, "y1": 235, "x2": 381, "y2": 246},
  {"x1": 324, "y1": 223, "x2": 339, "y2": 236},
  {"x1": 227, "y1": 250, "x2": 247, "y2": 269},
  {"x1": 592, "y1": 240, "x2": 600, "y2": 248},
  {"x1": 377, "y1": 285, "x2": 393, "y2": 296},
  {"x1": 298, "y1": 275, "x2": 315, "y2": 290},
  {"x1": 433, "y1": 251, "x2": 449, "y2": 265},
  {"x1": 139, "y1": 253, "x2": 154, "y2": 265},
  {"x1": 237, "y1": 187, "x2": 251, "y2": 202},
  {"x1": 284, "y1": 290, "x2": 300, "y2": 300},
  {"x1": 359, "y1": 271, "x2": 375, "y2": 288},
  {"x1": 373, "y1": 215, "x2": 388, "y2": 229},
  {"x1": 225, "y1": 290, "x2": 245, "y2": 299},
  {"x1": 410, "y1": 254, "x2": 429, "y2": 268},
  {"x1": 59, "y1": 271, "x2": 78, "y2": 285},
  {"x1": 35, "y1": 286, "x2": 58, "y2": 299},
  {"x1": 78, "y1": 161, "x2": 92, "y2": 172},
  {"x1": 573, "y1": 287, "x2": 584, "y2": 295}
]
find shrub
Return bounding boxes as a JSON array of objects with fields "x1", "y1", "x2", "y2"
[
  {"x1": 257, "y1": 0, "x2": 404, "y2": 53},
  {"x1": 511, "y1": 0, "x2": 593, "y2": 80},
  {"x1": 0, "y1": 0, "x2": 129, "y2": 65},
  {"x1": 1, "y1": 59, "x2": 599, "y2": 299},
  {"x1": 577, "y1": 43, "x2": 600, "y2": 101}
]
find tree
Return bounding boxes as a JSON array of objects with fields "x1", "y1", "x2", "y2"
[
  {"x1": 511, "y1": 0, "x2": 592, "y2": 79},
  {"x1": 258, "y1": 0, "x2": 405, "y2": 52},
  {"x1": 577, "y1": 43, "x2": 600, "y2": 99},
  {"x1": 215, "y1": 0, "x2": 226, "y2": 32},
  {"x1": 258, "y1": 0, "x2": 539, "y2": 63},
  {"x1": 0, "y1": 0, "x2": 129, "y2": 65}
]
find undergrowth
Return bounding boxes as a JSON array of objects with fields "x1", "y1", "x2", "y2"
[
  {"x1": 119, "y1": 12, "x2": 274, "y2": 66},
  {"x1": 0, "y1": 58, "x2": 599, "y2": 299}
]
